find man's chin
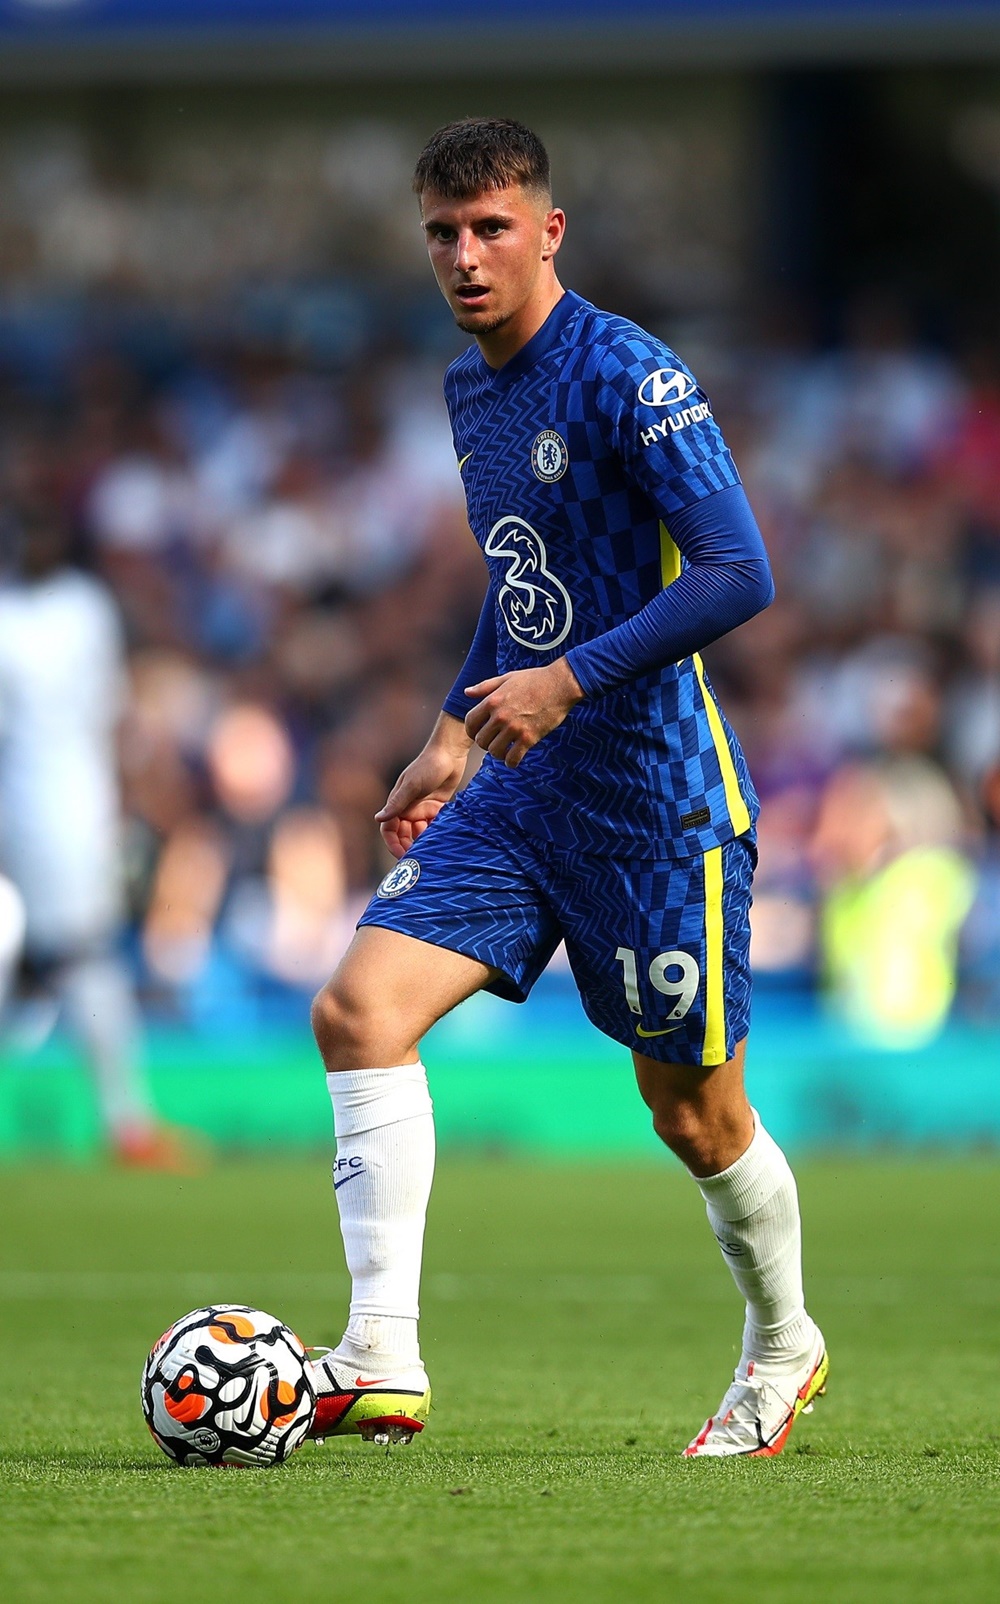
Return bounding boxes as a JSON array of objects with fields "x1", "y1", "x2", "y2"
[{"x1": 453, "y1": 307, "x2": 509, "y2": 336}]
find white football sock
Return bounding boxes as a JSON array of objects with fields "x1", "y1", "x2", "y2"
[
  {"x1": 694, "y1": 1110, "x2": 814, "y2": 1371},
  {"x1": 326, "y1": 1064, "x2": 434, "y2": 1371}
]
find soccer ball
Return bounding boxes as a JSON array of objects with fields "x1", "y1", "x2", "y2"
[{"x1": 141, "y1": 1305, "x2": 316, "y2": 1467}]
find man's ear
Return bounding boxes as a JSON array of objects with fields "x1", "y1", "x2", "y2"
[{"x1": 542, "y1": 207, "x2": 566, "y2": 262}]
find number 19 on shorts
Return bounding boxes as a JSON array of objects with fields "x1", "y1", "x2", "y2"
[{"x1": 614, "y1": 946, "x2": 700, "y2": 1021}]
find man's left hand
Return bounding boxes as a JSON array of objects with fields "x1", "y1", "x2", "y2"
[{"x1": 464, "y1": 658, "x2": 584, "y2": 768}]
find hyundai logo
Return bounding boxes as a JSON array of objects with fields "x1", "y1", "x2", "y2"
[{"x1": 637, "y1": 368, "x2": 697, "y2": 408}]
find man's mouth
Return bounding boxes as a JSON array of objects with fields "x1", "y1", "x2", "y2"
[{"x1": 454, "y1": 284, "x2": 490, "y2": 307}]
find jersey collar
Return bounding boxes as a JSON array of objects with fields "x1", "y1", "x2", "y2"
[{"x1": 480, "y1": 290, "x2": 584, "y2": 390}]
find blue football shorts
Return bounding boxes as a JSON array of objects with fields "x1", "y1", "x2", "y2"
[{"x1": 357, "y1": 789, "x2": 755, "y2": 1067}]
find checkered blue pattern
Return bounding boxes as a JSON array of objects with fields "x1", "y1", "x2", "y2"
[
  {"x1": 358, "y1": 792, "x2": 755, "y2": 1066},
  {"x1": 445, "y1": 290, "x2": 758, "y2": 860}
]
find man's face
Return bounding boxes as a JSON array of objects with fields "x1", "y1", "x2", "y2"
[{"x1": 420, "y1": 184, "x2": 564, "y2": 337}]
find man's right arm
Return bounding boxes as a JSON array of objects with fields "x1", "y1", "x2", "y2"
[
  {"x1": 375, "y1": 592, "x2": 496, "y2": 859},
  {"x1": 375, "y1": 711, "x2": 472, "y2": 860}
]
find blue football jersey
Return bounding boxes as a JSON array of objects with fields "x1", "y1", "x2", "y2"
[{"x1": 443, "y1": 289, "x2": 760, "y2": 860}]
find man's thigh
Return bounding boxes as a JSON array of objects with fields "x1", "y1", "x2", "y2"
[
  {"x1": 556, "y1": 835, "x2": 756, "y2": 1068},
  {"x1": 355, "y1": 793, "x2": 562, "y2": 1005},
  {"x1": 326, "y1": 924, "x2": 494, "y2": 1054}
]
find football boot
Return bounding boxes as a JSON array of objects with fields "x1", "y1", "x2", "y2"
[
  {"x1": 307, "y1": 1350, "x2": 431, "y2": 1446},
  {"x1": 683, "y1": 1325, "x2": 828, "y2": 1458},
  {"x1": 113, "y1": 1122, "x2": 210, "y2": 1174}
]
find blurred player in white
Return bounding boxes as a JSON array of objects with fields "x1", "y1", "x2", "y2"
[
  {"x1": 0, "y1": 872, "x2": 25, "y2": 1015},
  {"x1": 0, "y1": 501, "x2": 188, "y2": 1167}
]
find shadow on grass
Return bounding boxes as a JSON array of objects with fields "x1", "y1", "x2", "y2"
[{"x1": 0, "y1": 1450, "x2": 204, "y2": 1475}]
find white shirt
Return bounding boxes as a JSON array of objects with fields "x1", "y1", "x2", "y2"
[{"x1": 0, "y1": 570, "x2": 126, "y2": 950}]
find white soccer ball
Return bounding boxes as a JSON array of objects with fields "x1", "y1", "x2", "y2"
[{"x1": 141, "y1": 1305, "x2": 316, "y2": 1467}]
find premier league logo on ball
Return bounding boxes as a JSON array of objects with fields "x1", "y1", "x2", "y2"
[
  {"x1": 376, "y1": 858, "x2": 421, "y2": 899},
  {"x1": 531, "y1": 430, "x2": 568, "y2": 482}
]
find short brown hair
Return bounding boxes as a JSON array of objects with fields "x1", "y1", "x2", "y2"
[{"x1": 413, "y1": 117, "x2": 551, "y2": 200}]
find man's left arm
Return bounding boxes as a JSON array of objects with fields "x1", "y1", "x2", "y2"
[{"x1": 565, "y1": 482, "x2": 773, "y2": 696}]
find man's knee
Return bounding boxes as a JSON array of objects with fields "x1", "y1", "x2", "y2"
[
  {"x1": 311, "y1": 982, "x2": 347, "y2": 1060},
  {"x1": 311, "y1": 974, "x2": 414, "y2": 1071},
  {"x1": 649, "y1": 1098, "x2": 712, "y2": 1169},
  {"x1": 635, "y1": 1044, "x2": 752, "y2": 1176},
  {"x1": 645, "y1": 1088, "x2": 752, "y2": 1175},
  {"x1": 312, "y1": 927, "x2": 490, "y2": 1072},
  {"x1": 312, "y1": 980, "x2": 375, "y2": 1064}
]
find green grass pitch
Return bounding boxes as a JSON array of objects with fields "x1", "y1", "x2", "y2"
[{"x1": 1, "y1": 1154, "x2": 998, "y2": 1603}]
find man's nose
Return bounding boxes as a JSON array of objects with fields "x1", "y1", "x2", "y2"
[{"x1": 454, "y1": 229, "x2": 479, "y2": 273}]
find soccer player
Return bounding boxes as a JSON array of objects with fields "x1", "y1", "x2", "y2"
[
  {"x1": 307, "y1": 118, "x2": 827, "y2": 1457},
  {"x1": 0, "y1": 500, "x2": 190, "y2": 1168}
]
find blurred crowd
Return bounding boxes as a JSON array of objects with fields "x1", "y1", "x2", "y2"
[
  {"x1": 0, "y1": 335, "x2": 485, "y2": 1017},
  {"x1": 0, "y1": 269, "x2": 998, "y2": 1068},
  {"x1": 708, "y1": 292, "x2": 1000, "y2": 1036}
]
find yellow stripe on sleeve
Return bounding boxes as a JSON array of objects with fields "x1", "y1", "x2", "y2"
[
  {"x1": 659, "y1": 521, "x2": 682, "y2": 588},
  {"x1": 702, "y1": 845, "x2": 727, "y2": 1066},
  {"x1": 693, "y1": 652, "x2": 752, "y2": 837},
  {"x1": 662, "y1": 521, "x2": 751, "y2": 839}
]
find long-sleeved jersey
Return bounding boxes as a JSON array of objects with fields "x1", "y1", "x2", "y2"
[{"x1": 441, "y1": 289, "x2": 773, "y2": 859}]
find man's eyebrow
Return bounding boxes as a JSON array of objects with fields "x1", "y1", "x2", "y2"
[{"x1": 423, "y1": 211, "x2": 516, "y2": 230}]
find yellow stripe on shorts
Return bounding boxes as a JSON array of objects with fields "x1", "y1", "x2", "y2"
[
  {"x1": 702, "y1": 845, "x2": 727, "y2": 1066},
  {"x1": 693, "y1": 653, "x2": 752, "y2": 837}
]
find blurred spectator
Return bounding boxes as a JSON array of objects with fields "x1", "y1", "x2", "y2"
[
  {"x1": 758, "y1": 291, "x2": 963, "y2": 501},
  {"x1": 960, "y1": 763, "x2": 1000, "y2": 1022},
  {"x1": 142, "y1": 702, "x2": 363, "y2": 1000},
  {"x1": 142, "y1": 701, "x2": 295, "y2": 988},
  {"x1": 936, "y1": 341, "x2": 1000, "y2": 585},
  {"x1": 142, "y1": 816, "x2": 230, "y2": 989},
  {"x1": 810, "y1": 757, "x2": 975, "y2": 1048},
  {"x1": 226, "y1": 807, "x2": 357, "y2": 991},
  {"x1": 943, "y1": 589, "x2": 1000, "y2": 787},
  {"x1": 748, "y1": 785, "x2": 817, "y2": 978}
]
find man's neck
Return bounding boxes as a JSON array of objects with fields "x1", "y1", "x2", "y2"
[{"x1": 476, "y1": 277, "x2": 566, "y2": 371}]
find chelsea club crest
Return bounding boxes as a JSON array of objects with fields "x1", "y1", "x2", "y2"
[
  {"x1": 531, "y1": 430, "x2": 568, "y2": 482},
  {"x1": 376, "y1": 858, "x2": 421, "y2": 899}
]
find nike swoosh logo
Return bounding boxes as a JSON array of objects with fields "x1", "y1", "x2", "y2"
[
  {"x1": 635, "y1": 1023, "x2": 681, "y2": 1039},
  {"x1": 333, "y1": 1170, "x2": 364, "y2": 1190},
  {"x1": 354, "y1": 1376, "x2": 394, "y2": 1388},
  {"x1": 458, "y1": 452, "x2": 473, "y2": 471}
]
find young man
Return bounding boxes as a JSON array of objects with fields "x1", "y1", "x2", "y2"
[{"x1": 307, "y1": 118, "x2": 827, "y2": 1457}]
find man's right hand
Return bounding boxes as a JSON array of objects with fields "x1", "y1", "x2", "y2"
[{"x1": 375, "y1": 715, "x2": 471, "y2": 860}]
